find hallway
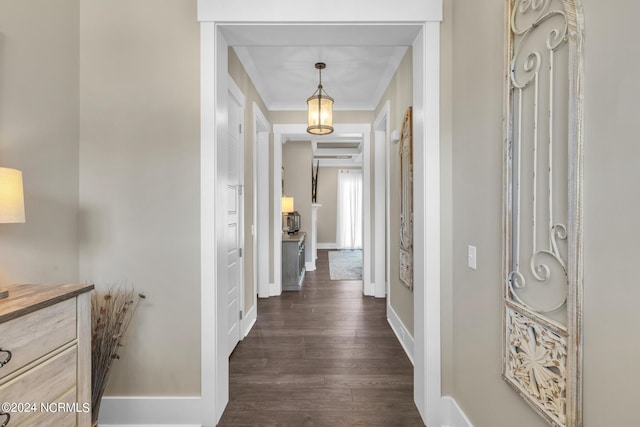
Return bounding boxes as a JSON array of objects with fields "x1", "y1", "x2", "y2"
[{"x1": 218, "y1": 250, "x2": 424, "y2": 426}]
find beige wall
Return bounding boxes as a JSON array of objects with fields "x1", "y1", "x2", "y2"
[
  {"x1": 440, "y1": 0, "x2": 454, "y2": 397},
  {"x1": 78, "y1": 0, "x2": 201, "y2": 395},
  {"x1": 318, "y1": 166, "x2": 364, "y2": 244},
  {"x1": 582, "y1": 1, "x2": 640, "y2": 424},
  {"x1": 316, "y1": 167, "x2": 338, "y2": 245},
  {"x1": 0, "y1": 0, "x2": 80, "y2": 286},
  {"x1": 228, "y1": 48, "x2": 271, "y2": 313},
  {"x1": 448, "y1": 0, "x2": 640, "y2": 425},
  {"x1": 374, "y1": 48, "x2": 414, "y2": 335},
  {"x1": 315, "y1": 166, "x2": 361, "y2": 245},
  {"x1": 449, "y1": 1, "x2": 555, "y2": 424},
  {"x1": 283, "y1": 141, "x2": 312, "y2": 251},
  {"x1": 316, "y1": 167, "x2": 339, "y2": 244}
]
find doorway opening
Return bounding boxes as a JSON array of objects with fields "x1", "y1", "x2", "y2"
[{"x1": 199, "y1": 13, "x2": 442, "y2": 427}]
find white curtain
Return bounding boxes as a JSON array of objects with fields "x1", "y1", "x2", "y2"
[{"x1": 336, "y1": 169, "x2": 363, "y2": 249}]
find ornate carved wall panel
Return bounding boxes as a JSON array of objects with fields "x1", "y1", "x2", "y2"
[
  {"x1": 399, "y1": 107, "x2": 413, "y2": 290},
  {"x1": 502, "y1": 1, "x2": 584, "y2": 426}
]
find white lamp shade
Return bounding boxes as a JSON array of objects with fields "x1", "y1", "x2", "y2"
[
  {"x1": 281, "y1": 197, "x2": 294, "y2": 214},
  {"x1": 0, "y1": 168, "x2": 25, "y2": 223}
]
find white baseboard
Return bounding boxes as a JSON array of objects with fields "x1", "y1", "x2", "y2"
[
  {"x1": 98, "y1": 396, "x2": 201, "y2": 426},
  {"x1": 363, "y1": 281, "x2": 375, "y2": 296},
  {"x1": 441, "y1": 396, "x2": 474, "y2": 427},
  {"x1": 305, "y1": 261, "x2": 316, "y2": 271},
  {"x1": 386, "y1": 304, "x2": 414, "y2": 364},
  {"x1": 317, "y1": 242, "x2": 338, "y2": 249},
  {"x1": 269, "y1": 282, "x2": 280, "y2": 296},
  {"x1": 242, "y1": 303, "x2": 257, "y2": 337}
]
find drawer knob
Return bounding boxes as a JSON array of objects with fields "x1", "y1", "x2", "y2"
[
  {"x1": 0, "y1": 412, "x2": 9, "y2": 427},
  {"x1": 0, "y1": 348, "x2": 11, "y2": 368}
]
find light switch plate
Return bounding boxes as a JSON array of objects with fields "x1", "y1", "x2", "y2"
[{"x1": 468, "y1": 245, "x2": 477, "y2": 270}]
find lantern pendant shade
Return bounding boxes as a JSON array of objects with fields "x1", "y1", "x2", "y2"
[{"x1": 307, "y1": 63, "x2": 334, "y2": 135}]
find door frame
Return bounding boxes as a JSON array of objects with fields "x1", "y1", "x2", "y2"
[
  {"x1": 254, "y1": 102, "x2": 271, "y2": 300},
  {"x1": 272, "y1": 124, "x2": 371, "y2": 297},
  {"x1": 374, "y1": 101, "x2": 390, "y2": 299},
  {"x1": 199, "y1": 3, "x2": 442, "y2": 426}
]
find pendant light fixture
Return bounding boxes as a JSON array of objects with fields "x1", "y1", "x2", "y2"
[{"x1": 307, "y1": 62, "x2": 334, "y2": 135}]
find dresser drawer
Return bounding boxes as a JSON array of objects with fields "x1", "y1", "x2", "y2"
[
  {"x1": 17, "y1": 388, "x2": 78, "y2": 427},
  {"x1": 0, "y1": 346, "x2": 77, "y2": 426},
  {"x1": 0, "y1": 299, "x2": 76, "y2": 380}
]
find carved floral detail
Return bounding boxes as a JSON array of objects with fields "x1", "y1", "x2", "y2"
[{"x1": 506, "y1": 308, "x2": 567, "y2": 425}]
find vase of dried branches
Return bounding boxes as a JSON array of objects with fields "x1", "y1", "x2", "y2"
[{"x1": 91, "y1": 287, "x2": 145, "y2": 427}]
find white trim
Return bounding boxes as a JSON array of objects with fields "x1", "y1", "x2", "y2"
[
  {"x1": 198, "y1": 0, "x2": 442, "y2": 22},
  {"x1": 317, "y1": 242, "x2": 338, "y2": 249},
  {"x1": 98, "y1": 396, "x2": 201, "y2": 426},
  {"x1": 305, "y1": 261, "x2": 316, "y2": 272},
  {"x1": 253, "y1": 102, "x2": 271, "y2": 300},
  {"x1": 273, "y1": 130, "x2": 284, "y2": 296},
  {"x1": 363, "y1": 281, "x2": 375, "y2": 296},
  {"x1": 199, "y1": 22, "x2": 224, "y2": 427},
  {"x1": 373, "y1": 102, "x2": 390, "y2": 298},
  {"x1": 315, "y1": 158, "x2": 363, "y2": 168},
  {"x1": 361, "y1": 126, "x2": 372, "y2": 297},
  {"x1": 212, "y1": 27, "x2": 230, "y2": 424},
  {"x1": 413, "y1": 23, "x2": 442, "y2": 426},
  {"x1": 387, "y1": 303, "x2": 415, "y2": 364},
  {"x1": 268, "y1": 282, "x2": 280, "y2": 297},
  {"x1": 242, "y1": 302, "x2": 257, "y2": 337},
  {"x1": 441, "y1": 396, "x2": 474, "y2": 427}
]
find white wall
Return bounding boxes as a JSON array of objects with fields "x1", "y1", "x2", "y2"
[
  {"x1": 0, "y1": 0, "x2": 80, "y2": 285},
  {"x1": 79, "y1": 0, "x2": 201, "y2": 395}
]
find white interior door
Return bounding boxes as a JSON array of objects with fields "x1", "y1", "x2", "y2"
[{"x1": 227, "y1": 88, "x2": 244, "y2": 356}]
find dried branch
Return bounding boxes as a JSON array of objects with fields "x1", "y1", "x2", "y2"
[{"x1": 91, "y1": 284, "x2": 145, "y2": 425}]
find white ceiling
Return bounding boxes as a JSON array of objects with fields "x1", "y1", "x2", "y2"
[
  {"x1": 222, "y1": 24, "x2": 420, "y2": 166},
  {"x1": 233, "y1": 45, "x2": 408, "y2": 110},
  {"x1": 222, "y1": 24, "x2": 421, "y2": 111}
]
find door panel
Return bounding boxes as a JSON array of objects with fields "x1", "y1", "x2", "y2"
[{"x1": 227, "y1": 91, "x2": 244, "y2": 356}]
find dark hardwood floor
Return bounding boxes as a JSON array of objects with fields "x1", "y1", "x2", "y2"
[{"x1": 218, "y1": 249, "x2": 424, "y2": 427}]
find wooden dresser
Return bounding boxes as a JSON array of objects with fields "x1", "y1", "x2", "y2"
[{"x1": 0, "y1": 284, "x2": 93, "y2": 427}]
